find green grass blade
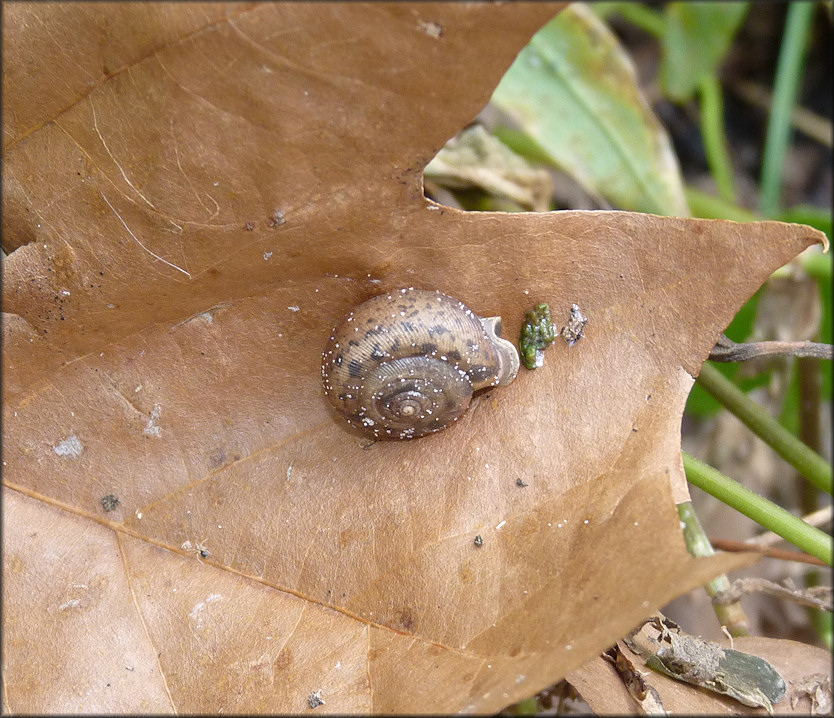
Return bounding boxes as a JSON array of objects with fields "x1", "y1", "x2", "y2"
[
  {"x1": 759, "y1": 2, "x2": 817, "y2": 216},
  {"x1": 698, "y1": 75, "x2": 737, "y2": 203}
]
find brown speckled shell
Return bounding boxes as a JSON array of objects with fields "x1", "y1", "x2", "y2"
[{"x1": 321, "y1": 288, "x2": 519, "y2": 440}]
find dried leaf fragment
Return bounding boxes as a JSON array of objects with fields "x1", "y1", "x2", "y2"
[
  {"x1": 424, "y1": 125, "x2": 554, "y2": 211},
  {"x1": 604, "y1": 644, "x2": 667, "y2": 715},
  {"x1": 638, "y1": 618, "x2": 786, "y2": 713},
  {"x1": 790, "y1": 673, "x2": 832, "y2": 715},
  {"x1": 561, "y1": 303, "x2": 588, "y2": 346}
]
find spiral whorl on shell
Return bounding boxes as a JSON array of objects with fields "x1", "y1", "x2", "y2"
[{"x1": 322, "y1": 288, "x2": 520, "y2": 440}]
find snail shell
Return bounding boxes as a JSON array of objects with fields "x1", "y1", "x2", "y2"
[{"x1": 321, "y1": 288, "x2": 519, "y2": 440}]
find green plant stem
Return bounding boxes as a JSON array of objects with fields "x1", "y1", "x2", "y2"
[
  {"x1": 698, "y1": 76, "x2": 737, "y2": 204},
  {"x1": 759, "y1": 2, "x2": 816, "y2": 216},
  {"x1": 685, "y1": 186, "x2": 756, "y2": 222},
  {"x1": 697, "y1": 362, "x2": 832, "y2": 495},
  {"x1": 682, "y1": 453, "x2": 832, "y2": 565},
  {"x1": 677, "y1": 502, "x2": 751, "y2": 636},
  {"x1": 607, "y1": 3, "x2": 666, "y2": 38}
]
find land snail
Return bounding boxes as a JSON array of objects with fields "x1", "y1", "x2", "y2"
[{"x1": 322, "y1": 288, "x2": 520, "y2": 440}]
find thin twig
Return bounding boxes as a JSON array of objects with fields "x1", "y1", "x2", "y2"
[
  {"x1": 713, "y1": 576, "x2": 832, "y2": 611},
  {"x1": 709, "y1": 334, "x2": 834, "y2": 362},
  {"x1": 709, "y1": 538, "x2": 827, "y2": 567}
]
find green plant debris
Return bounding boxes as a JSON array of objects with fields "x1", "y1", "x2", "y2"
[{"x1": 519, "y1": 303, "x2": 556, "y2": 369}]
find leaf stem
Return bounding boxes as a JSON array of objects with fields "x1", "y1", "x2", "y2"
[
  {"x1": 677, "y1": 501, "x2": 751, "y2": 636},
  {"x1": 698, "y1": 75, "x2": 736, "y2": 204},
  {"x1": 759, "y1": 2, "x2": 816, "y2": 216},
  {"x1": 696, "y1": 361, "x2": 832, "y2": 495},
  {"x1": 682, "y1": 452, "x2": 832, "y2": 566}
]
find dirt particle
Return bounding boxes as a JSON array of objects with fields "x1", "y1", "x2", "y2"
[
  {"x1": 307, "y1": 690, "x2": 325, "y2": 709},
  {"x1": 560, "y1": 303, "x2": 588, "y2": 346},
  {"x1": 143, "y1": 405, "x2": 162, "y2": 436},
  {"x1": 268, "y1": 209, "x2": 285, "y2": 228},
  {"x1": 100, "y1": 494, "x2": 120, "y2": 512},
  {"x1": 417, "y1": 20, "x2": 444, "y2": 39},
  {"x1": 209, "y1": 448, "x2": 227, "y2": 468}
]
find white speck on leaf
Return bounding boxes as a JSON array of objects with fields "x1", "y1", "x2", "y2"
[
  {"x1": 53, "y1": 434, "x2": 83, "y2": 457},
  {"x1": 189, "y1": 593, "x2": 223, "y2": 620},
  {"x1": 417, "y1": 19, "x2": 443, "y2": 38},
  {"x1": 144, "y1": 406, "x2": 162, "y2": 436}
]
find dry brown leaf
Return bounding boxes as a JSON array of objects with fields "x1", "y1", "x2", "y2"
[
  {"x1": 2, "y1": 3, "x2": 827, "y2": 714},
  {"x1": 569, "y1": 636, "x2": 831, "y2": 715}
]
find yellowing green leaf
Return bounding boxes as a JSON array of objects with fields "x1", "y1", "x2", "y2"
[{"x1": 492, "y1": 3, "x2": 689, "y2": 216}]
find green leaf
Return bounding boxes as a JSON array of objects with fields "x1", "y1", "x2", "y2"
[
  {"x1": 660, "y1": 2, "x2": 750, "y2": 103},
  {"x1": 491, "y1": 3, "x2": 689, "y2": 216}
]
